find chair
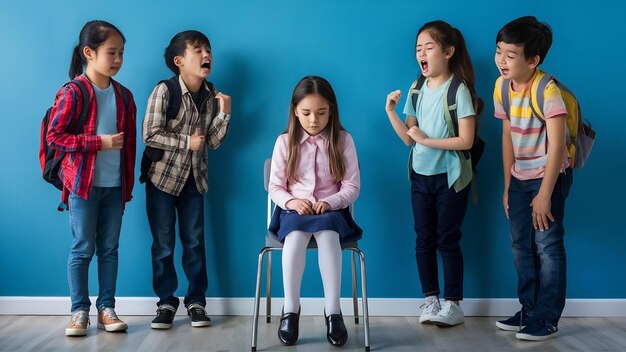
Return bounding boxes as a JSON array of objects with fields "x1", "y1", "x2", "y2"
[{"x1": 251, "y1": 158, "x2": 370, "y2": 351}]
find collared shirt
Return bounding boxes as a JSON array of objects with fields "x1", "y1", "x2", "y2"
[
  {"x1": 493, "y1": 69, "x2": 569, "y2": 180},
  {"x1": 143, "y1": 76, "x2": 230, "y2": 196},
  {"x1": 47, "y1": 74, "x2": 136, "y2": 210},
  {"x1": 269, "y1": 130, "x2": 360, "y2": 210}
]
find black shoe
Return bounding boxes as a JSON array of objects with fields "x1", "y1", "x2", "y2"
[
  {"x1": 325, "y1": 312, "x2": 348, "y2": 347},
  {"x1": 151, "y1": 305, "x2": 176, "y2": 329},
  {"x1": 278, "y1": 307, "x2": 300, "y2": 345},
  {"x1": 187, "y1": 303, "x2": 211, "y2": 327}
]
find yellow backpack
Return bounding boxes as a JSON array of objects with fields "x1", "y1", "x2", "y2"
[{"x1": 501, "y1": 72, "x2": 596, "y2": 168}]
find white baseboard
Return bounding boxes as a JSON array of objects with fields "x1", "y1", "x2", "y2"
[{"x1": 1, "y1": 297, "x2": 625, "y2": 317}]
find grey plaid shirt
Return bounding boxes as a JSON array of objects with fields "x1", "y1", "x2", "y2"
[{"x1": 142, "y1": 76, "x2": 230, "y2": 196}]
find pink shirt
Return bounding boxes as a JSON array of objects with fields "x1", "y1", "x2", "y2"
[{"x1": 269, "y1": 130, "x2": 360, "y2": 210}]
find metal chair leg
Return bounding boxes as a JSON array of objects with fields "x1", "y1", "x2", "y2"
[
  {"x1": 251, "y1": 248, "x2": 270, "y2": 352},
  {"x1": 357, "y1": 249, "x2": 370, "y2": 352},
  {"x1": 266, "y1": 251, "x2": 272, "y2": 323},
  {"x1": 351, "y1": 250, "x2": 359, "y2": 324}
]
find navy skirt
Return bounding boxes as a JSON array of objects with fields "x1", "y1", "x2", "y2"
[{"x1": 268, "y1": 207, "x2": 362, "y2": 243}]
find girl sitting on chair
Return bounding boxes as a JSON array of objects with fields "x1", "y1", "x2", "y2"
[{"x1": 268, "y1": 75, "x2": 362, "y2": 347}]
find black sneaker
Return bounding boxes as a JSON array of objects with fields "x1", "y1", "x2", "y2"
[
  {"x1": 151, "y1": 305, "x2": 176, "y2": 329},
  {"x1": 516, "y1": 319, "x2": 559, "y2": 341},
  {"x1": 187, "y1": 303, "x2": 211, "y2": 327},
  {"x1": 495, "y1": 309, "x2": 529, "y2": 331}
]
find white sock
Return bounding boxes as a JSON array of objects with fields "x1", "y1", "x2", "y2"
[
  {"x1": 314, "y1": 230, "x2": 342, "y2": 315},
  {"x1": 282, "y1": 231, "x2": 311, "y2": 313}
]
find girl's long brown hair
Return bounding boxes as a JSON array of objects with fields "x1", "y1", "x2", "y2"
[
  {"x1": 418, "y1": 20, "x2": 484, "y2": 117},
  {"x1": 285, "y1": 76, "x2": 346, "y2": 184}
]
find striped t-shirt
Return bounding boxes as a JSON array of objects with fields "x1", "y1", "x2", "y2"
[{"x1": 493, "y1": 70, "x2": 569, "y2": 180}]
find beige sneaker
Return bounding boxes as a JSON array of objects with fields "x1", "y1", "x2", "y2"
[
  {"x1": 97, "y1": 307, "x2": 128, "y2": 332},
  {"x1": 66, "y1": 310, "x2": 90, "y2": 336}
]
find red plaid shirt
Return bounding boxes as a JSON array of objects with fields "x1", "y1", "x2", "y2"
[{"x1": 46, "y1": 75, "x2": 136, "y2": 211}]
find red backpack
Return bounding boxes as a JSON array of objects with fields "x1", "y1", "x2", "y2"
[{"x1": 39, "y1": 80, "x2": 90, "y2": 190}]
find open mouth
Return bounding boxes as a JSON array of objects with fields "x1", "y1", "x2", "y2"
[
  {"x1": 201, "y1": 62, "x2": 211, "y2": 70},
  {"x1": 420, "y1": 60, "x2": 429, "y2": 71}
]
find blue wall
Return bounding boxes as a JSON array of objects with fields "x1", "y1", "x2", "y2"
[{"x1": 1, "y1": 0, "x2": 625, "y2": 300}]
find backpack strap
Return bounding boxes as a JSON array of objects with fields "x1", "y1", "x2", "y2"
[
  {"x1": 443, "y1": 76, "x2": 470, "y2": 160},
  {"x1": 205, "y1": 81, "x2": 219, "y2": 118},
  {"x1": 530, "y1": 73, "x2": 554, "y2": 123},
  {"x1": 501, "y1": 78, "x2": 511, "y2": 119},
  {"x1": 159, "y1": 76, "x2": 183, "y2": 121},
  {"x1": 68, "y1": 79, "x2": 90, "y2": 134},
  {"x1": 410, "y1": 74, "x2": 427, "y2": 114}
]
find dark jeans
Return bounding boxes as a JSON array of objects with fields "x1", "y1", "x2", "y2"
[
  {"x1": 146, "y1": 176, "x2": 207, "y2": 309},
  {"x1": 410, "y1": 171, "x2": 469, "y2": 300},
  {"x1": 508, "y1": 171, "x2": 572, "y2": 325}
]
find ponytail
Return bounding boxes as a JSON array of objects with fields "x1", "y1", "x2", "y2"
[
  {"x1": 68, "y1": 20, "x2": 126, "y2": 80},
  {"x1": 450, "y1": 28, "x2": 484, "y2": 117},
  {"x1": 69, "y1": 45, "x2": 84, "y2": 79}
]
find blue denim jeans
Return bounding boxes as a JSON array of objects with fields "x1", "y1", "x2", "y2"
[
  {"x1": 508, "y1": 171, "x2": 573, "y2": 325},
  {"x1": 146, "y1": 176, "x2": 207, "y2": 309},
  {"x1": 410, "y1": 171, "x2": 469, "y2": 300},
  {"x1": 67, "y1": 187, "x2": 123, "y2": 313}
]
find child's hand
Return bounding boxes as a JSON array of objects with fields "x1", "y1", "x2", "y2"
[
  {"x1": 386, "y1": 90, "x2": 401, "y2": 111},
  {"x1": 216, "y1": 92, "x2": 231, "y2": 114},
  {"x1": 530, "y1": 193, "x2": 553, "y2": 231},
  {"x1": 189, "y1": 130, "x2": 205, "y2": 151},
  {"x1": 286, "y1": 198, "x2": 314, "y2": 215},
  {"x1": 313, "y1": 201, "x2": 331, "y2": 214},
  {"x1": 503, "y1": 191, "x2": 509, "y2": 219},
  {"x1": 407, "y1": 126, "x2": 427, "y2": 144},
  {"x1": 101, "y1": 132, "x2": 124, "y2": 150}
]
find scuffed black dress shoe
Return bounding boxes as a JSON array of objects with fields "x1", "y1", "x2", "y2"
[
  {"x1": 325, "y1": 312, "x2": 348, "y2": 346},
  {"x1": 278, "y1": 307, "x2": 300, "y2": 345}
]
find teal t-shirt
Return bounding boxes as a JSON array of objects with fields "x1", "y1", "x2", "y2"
[
  {"x1": 403, "y1": 77, "x2": 475, "y2": 179},
  {"x1": 93, "y1": 84, "x2": 121, "y2": 187}
]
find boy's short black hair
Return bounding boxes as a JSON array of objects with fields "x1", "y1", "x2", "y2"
[
  {"x1": 164, "y1": 30, "x2": 211, "y2": 74},
  {"x1": 496, "y1": 16, "x2": 552, "y2": 65}
]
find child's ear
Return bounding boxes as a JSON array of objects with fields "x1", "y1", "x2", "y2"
[
  {"x1": 445, "y1": 46, "x2": 455, "y2": 60},
  {"x1": 173, "y1": 55, "x2": 184, "y2": 68},
  {"x1": 527, "y1": 55, "x2": 540, "y2": 69},
  {"x1": 83, "y1": 46, "x2": 95, "y2": 62}
]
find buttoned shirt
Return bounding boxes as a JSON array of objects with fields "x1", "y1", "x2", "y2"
[
  {"x1": 143, "y1": 76, "x2": 230, "y2": 195},
  {"x1": 269, "y1": 130, "x2": 360, "y2": 210},
  {"x1": 47, "y1": 75, "x2": 136, "y2": 210}
]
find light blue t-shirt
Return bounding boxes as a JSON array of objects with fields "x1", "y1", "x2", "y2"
[
  {"x1": 93, "y1": 84, "x2": 121, "y2": 187},
  {"x1": 403, "y1": 77, "x2": 475, "y2": 181}
]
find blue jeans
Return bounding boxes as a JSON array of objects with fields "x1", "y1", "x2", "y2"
[
  {"x1": 508, "y1": 171, "x2": 572, "y2": 325},
  {"x1": 146, "y1": 176, "x2": 207, "y2": 309},
  {"x1": 67, "y1": 187, "x2": 123, "y2": 313},
  {"x1": 410, "y1": 172, "x2": 469, "y2": 300}
]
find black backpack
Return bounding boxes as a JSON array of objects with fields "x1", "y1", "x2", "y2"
[
  {"x1": 39, "y1": 80, "x2": 90, "y2": 190},
  {"x1": 139, "y1": 76, "x2": 216, "y2": 183},
  {"x1": 409, "y1": 74, "x2": 485, "y2": 171}
]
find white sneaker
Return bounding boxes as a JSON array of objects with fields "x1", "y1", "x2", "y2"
[
  {"x1": 419, "y1": 296, "x2": 441, "y2": 324},
  {"x1": 431, "y1": 301, "x2": 465, "y2": 327}
]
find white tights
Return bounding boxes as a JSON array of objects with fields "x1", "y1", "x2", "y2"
[{"x1": 282, "y1": 230, "x2": 342, "y2": 315}]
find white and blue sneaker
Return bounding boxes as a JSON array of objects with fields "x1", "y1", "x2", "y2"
[
  {"x1": 516, "y1": 319, "x2": 559, "y2": 341},
  {"x1": 496, "y1": 309, "x2": 529, "y2": 331}
]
